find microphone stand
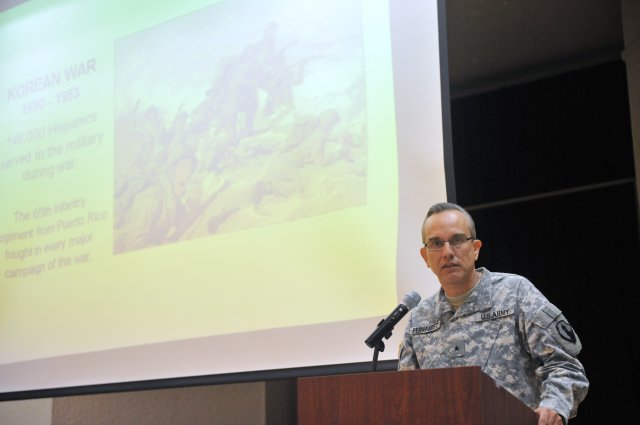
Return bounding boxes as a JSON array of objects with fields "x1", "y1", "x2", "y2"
[{"x1": 371, "y1": 340, "x2": 385, "y2": 372}]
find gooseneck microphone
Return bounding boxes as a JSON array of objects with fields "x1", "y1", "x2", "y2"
[{"x1": 365, "y1": 290, "x2": 421, "y2": 349}]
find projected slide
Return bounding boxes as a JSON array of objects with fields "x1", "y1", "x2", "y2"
[
  {"x1": 0, "y1": 0, "x2": 448, "y2": 395},
  {"x1": 113, "y1": 5, "x2": 366, "y2": 253}
]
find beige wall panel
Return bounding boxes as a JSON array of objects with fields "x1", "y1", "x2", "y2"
[
  {"x1": 0, "y1": 398, "x2": 53, "y2": 425},
  {"x1": 52, "y1": 382, "x2": 266, "y2": 425}
]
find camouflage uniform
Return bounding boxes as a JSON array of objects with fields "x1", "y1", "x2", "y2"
[{"x1": 398, "y1": 267, "x2": 589, "y2": 422}]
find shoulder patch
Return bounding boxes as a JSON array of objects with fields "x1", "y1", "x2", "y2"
[
  {"x1": 533, "y1": 303, "x2": 582, "y2": 356},
  {"x1": 532, "y1": 303, "x2": 561, "y2": 328}
]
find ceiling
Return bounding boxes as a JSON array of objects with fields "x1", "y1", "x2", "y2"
[
  {"x1": 1, "y1": 0, "x2": 625, "y2": 98},
  {"x1": 445, "y1": 0, "x2": 625, "y2": 97}
]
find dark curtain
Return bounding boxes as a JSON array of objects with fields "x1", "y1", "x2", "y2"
[{"x1": 450, "y1": 61, "x2": 639, "y2": 425}]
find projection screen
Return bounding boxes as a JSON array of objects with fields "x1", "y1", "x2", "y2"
[{"x1": 0, "y1": 0, "x2": 451, "y2": 397}]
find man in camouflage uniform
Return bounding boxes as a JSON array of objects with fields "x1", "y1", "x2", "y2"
[{"x1": 398, "y1": 202, "x2": 588, "y2": 425}]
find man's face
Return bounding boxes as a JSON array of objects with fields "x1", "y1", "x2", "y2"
[{"x1": 420, "y1": 210, "x2": 482, "y2": 292}]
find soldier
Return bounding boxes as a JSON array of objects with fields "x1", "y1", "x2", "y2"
[{"x1": 398, "y1": 202, "x2": 588, "y2": 425}]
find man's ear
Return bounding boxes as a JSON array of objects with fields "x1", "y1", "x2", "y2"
[
  {"x1": 419, "y1": 246, "x2": 431, "y2": 268},
  {"x1": 473, "y1": 239, "x2": 482, "y2": 261}
]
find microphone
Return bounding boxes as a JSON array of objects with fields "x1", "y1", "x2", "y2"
[{"x1": 365, "y1": 291, "x2": 421, "y2": 349}]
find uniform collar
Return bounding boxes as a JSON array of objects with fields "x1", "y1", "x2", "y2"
[{"x1": 437, "y1": 267, "x2": 493, "y2": 315}]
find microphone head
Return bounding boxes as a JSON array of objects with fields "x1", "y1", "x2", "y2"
[{"x1": 401, "y1": 291, "x2": 421, "y2": 310}]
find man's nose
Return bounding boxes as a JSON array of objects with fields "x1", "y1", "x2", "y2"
[{"x1": 441, "y1": 241, "x2": 455, "y2": 258}]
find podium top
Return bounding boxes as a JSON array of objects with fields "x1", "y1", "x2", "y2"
[{"x1": 298, "y1": 366, "x2": 538, "y2": 425}]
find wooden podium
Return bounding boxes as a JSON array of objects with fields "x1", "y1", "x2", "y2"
[{"x1": 297, "y1": 366, "x2": 538, "y2": 425}]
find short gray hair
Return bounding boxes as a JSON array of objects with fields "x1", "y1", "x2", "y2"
[{"x1": 424, "y1": 202, "x2": 477, "y2": 239}]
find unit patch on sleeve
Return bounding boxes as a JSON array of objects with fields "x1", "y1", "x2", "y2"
[{"x1": 532, "y1": 303, "x2": 582, "y2": 356}]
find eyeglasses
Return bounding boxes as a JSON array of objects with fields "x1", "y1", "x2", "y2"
[{"x1": 424, "y1": 234, "x2": 474, "y2": 250}]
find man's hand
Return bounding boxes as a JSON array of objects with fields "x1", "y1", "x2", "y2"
[{"x1": 534, "y1": 407, "x2": 564, "y2": 425}]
